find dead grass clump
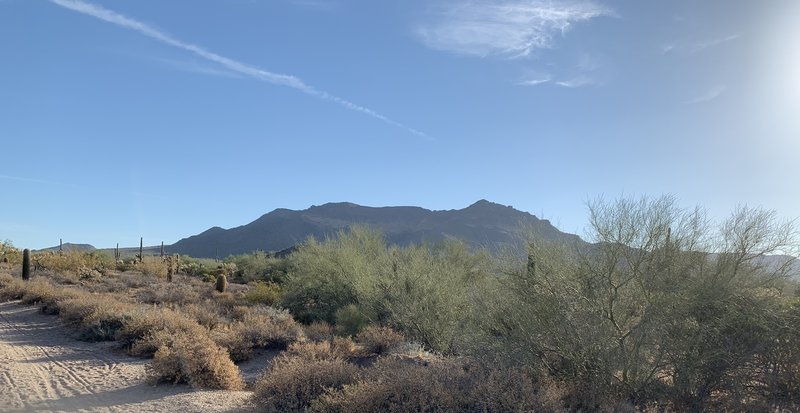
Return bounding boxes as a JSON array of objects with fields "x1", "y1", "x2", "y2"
[
  {"x1": 211, "y1": 329, "x2": 253, "y2": 362},
  {"x1": 311, "y1": 358, "x2": 562, "y2": 413},
  {"x1": 304, "y1": 321, "x2": 335, "y2": 342},
  {"x1": 284, "y1": 338, "x2": 357, "y2": 362},
  {"x1": 0, "y1": 273, "x2": 26, "y2": 300},
  {"x1": 355, "y1": 326, "x2": 405, "y2": 356},
  {"x1": 137, "y1": 257, "x2": 169, "y2": 279},
  {"x1": 19, "y1": 279, "x2": 58, "y2": 305},
  {"x1": 467, "y1": 367, "x2": 566, "y2": 413},
  {"x1": 237, "y1": 306, "x2": 304, "y2": 349},
  {"x1": 181, "y1": 302, "x2": 226, "y2": 329},
  {"x1": 147, "y1": 332, "x2": 244, "y2": 390},
  {"x1": 253, "y1": 355, "x2": 359, "y2": 412},
  {"x1": 57, "y1": 294, "x2": 137, "y2": 342},
  {"x1": 310, "y1": 358, "x2": 459, "y2": 413},
  {"x1": 214, "y1": 306, "x2": 304, "y2": 361},
  {"x1": 117, "y1": 308, "x2": 207, "y2": 357},
  {"x1": 117, "y1": 272, "x2": 154, "y2": 289},
  {"x1": 136, "y1": 282, "x2": 202, "y2": 307}
]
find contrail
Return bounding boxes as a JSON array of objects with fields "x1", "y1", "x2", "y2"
[{"x1": 50, "y1": 0, "x2": 428, "y2": 138}]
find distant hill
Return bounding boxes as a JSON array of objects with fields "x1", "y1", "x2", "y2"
[
  {"x1": 168, "y1": 200, "x2": 585, "y2": 258},
  {"x1": 35, "y1": 243, "x2": 96, "y2": 253}
]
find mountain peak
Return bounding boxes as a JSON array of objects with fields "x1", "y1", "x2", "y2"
[{"x1": 468, "y1": 199, "x2": 499, "y2": 208}]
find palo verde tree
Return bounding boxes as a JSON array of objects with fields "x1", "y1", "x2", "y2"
[{"x1": 480, "y1": 195, "x2": 799, "y2": 410}]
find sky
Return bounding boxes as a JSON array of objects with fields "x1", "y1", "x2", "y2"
[{"x1": 1, "y1": 0, "x2": 799, "y2": 249}]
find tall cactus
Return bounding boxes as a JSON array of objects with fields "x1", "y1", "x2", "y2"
[{"x1": 22, "y1": 249, "x2": 30, "y2": 281}]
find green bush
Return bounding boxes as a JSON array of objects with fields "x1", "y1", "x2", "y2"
[
  {"x1": 281, "y1": 227, "x2": 491, "y2": 354},
  {"x1": 227, "y1": 250, "x2": 289, "y2": 283},
  {"x1": 334, "y1": 304, "x2": 369, "y2": 336},
  {"x1": 244, "y1": 281, "x2": 281, "y2": 306}
]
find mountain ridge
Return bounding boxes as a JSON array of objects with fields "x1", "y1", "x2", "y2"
[{"x1": 168, "y1": 200, "x2": 582, "y2": 258}]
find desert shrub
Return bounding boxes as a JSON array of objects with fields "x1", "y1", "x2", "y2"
[
  {"x1": 244, "y1": 281, "x2": 282, "y2": 306},
  {"x1": 284, "y1": 337, "x2": 357, "y2": 361},
  {"x1": 304, "y1": 321, "x2": 335, "y2": 342},
  {"x1": 253, "y1": 355, "x2": 359, "y2": 412},
  {"x1": 355, "y1": 326, "x2": 404, "y2": 356},
  {"x1": 35, "y1": 250, "x2": 114, "y2": 275},
  {"x1": 117, "y1": 308, "x2": 207, "y2": 357},
  {"x1": 137, "y1": 256, "x2": 169, "y2": 279},
  {"x1": 334, "y1": 304, "x2": 369, "y2": 336},
  {"x1": 228, "y1": 251, "x2": 289, "y2": 283},
  {"x1": 477, "y1": 196, "x2": 800, "y2": 410},
  {"x1": 0, "y1": 273, "x2": 25, "y2": 300},
  {"x1": 148, "y1": 331, "x2": 244, "y2": 390},
  {"x1": 281, "y1": 226, "x2": 385, "y2": 324},
  {"x1": 136, "y1": 282, "x2": 201, "y2": 307},
  {"x1": 283, "y1": 228, "x2": 491, "y2": 354},
  {"x1": 372, "y1": 241, "x2": 491, "y2": 354},
  {"x1": 181, "y1": 302, "x2": 226, "y2": 329},
  {"x1": 57, "y1": 294, "x2": 137, "y2": 342},
  {"x1": 215, "y1": 306, "x2": 303, "y2": 361},
  {"x1": 0, "y1": 240, "x2": 21, "y2": 265},
  {"x1": 311, "y1": 358, "x2": 559, "y2": 413},
  {"x1": 19, "y1": 278, "x2": 58, "y2": 305}
]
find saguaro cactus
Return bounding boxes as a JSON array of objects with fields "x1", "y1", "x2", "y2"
[{"x1": 22, "y1": 249, "x2": 30, "y2": 281}]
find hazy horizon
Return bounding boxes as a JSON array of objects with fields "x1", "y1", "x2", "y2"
[{"x1": 2, "y1": 0, "x2": 798, "y2": 249}]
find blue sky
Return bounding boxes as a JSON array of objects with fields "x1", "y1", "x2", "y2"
[{"x1": 1, "y1": 0, "x2": 798, "y2": 249}]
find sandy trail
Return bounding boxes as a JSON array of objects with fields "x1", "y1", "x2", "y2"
[{"x1": 0, "y1": 301, "x2": 255, "y2": 413}]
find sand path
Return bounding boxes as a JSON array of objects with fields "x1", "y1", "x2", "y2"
[{"x1": 0, "y1": 301, "x2": 255, "y2": 413}]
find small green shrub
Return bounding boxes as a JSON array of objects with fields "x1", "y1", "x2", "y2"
[
  {"x1": 244, "y1": 281, "x2": 281, "y2": 306},
  {"x1": 334, "y1": 304, "x2": 369, "y2": 336}
]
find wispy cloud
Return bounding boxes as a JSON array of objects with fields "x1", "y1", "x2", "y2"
[
  {"x1": 691, "y1": 34, "x2": 740, "y2": 53},
  {"x1": 685, "y1": 85, "x2": 726, "y2": 104},
  {"x1": 663, "y1": 34, "x2": 741, "y2": 55},
  {"x1": 50, "y1": 0, "x2": 427, "y2": 138},
  {"x1": 417, "y1": 0, "x2": 611, "y2": 58},
  {"x1": 518, "y1": 76, "x2": 551, "y2": 86},
  {"x1": 555, "y1": 75, "x2": 594, "y2": 88}
]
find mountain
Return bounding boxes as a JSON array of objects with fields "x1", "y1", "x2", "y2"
[{"x1": 168, "y1": 200, "x2": 584, "y2": 258}]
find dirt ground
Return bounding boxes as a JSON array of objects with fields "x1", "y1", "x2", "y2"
[{"x1": 0, "y1": 301, "x2": 258, "y2": 413}]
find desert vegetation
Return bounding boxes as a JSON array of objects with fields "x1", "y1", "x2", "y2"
[{"x1": 1, "y1": 195, "x2": 799, "y2": 412}]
